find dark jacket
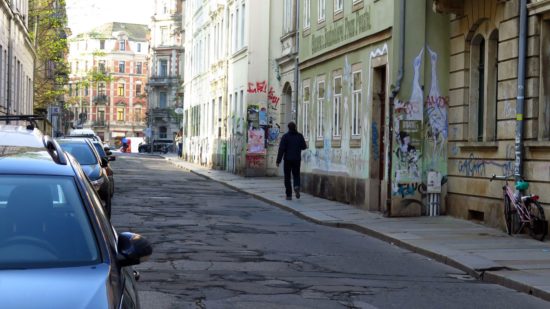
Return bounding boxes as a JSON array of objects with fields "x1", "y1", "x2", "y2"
[{"x1": 276, "y1": 131, "x2": 307, "y2": 164}]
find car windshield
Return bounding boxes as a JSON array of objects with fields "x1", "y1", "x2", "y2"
[
  {"x1": 0, "y1": 175, "x2": 100, "y2": 269},
  {"x1": 58, "y1": 142, "x2": 98, "y2": 165},
  {"x1": 93, "y1": 143, "x2": 107, "y2": 158}
]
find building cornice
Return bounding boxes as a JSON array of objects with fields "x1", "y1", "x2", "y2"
[{"x1": 299, "y1": 28, "x2": 392, "y2": 71}]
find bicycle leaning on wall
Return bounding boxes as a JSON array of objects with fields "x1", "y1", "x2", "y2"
[{"x1": 490, "y1": 174, "x2": 548, "y2": 241}]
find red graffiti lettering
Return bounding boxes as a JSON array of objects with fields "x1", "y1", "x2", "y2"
[
  {"x1": 426, "y1": 96, "x2": 449, "y2": 108},
  {"x1": 247, "y1": 82, "x2": 257, "y2": 93},
  {"x1": 256, "y1": 81, "x2": 267, "y2": 93}
]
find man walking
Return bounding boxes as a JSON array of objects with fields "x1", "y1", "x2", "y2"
[{"x1": 276, "y1": 122, "x2": 307, "y2": 200}]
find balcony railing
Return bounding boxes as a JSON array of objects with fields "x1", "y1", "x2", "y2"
[
  {"x1": 147, "y1": 75, "x2": 180, "y2": 86},
  {"x1": 92, "y1": 120, "x2": 106, "y2": 127},
  {"x1": 93, "y1": 95, "x2": 109, "y2": 104}
]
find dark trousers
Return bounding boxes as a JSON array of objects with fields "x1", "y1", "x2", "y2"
[
  {"x1": 284, "y1": 160, "x2": 301, "y2": 197},
  {"x1": 177, "y1": 143, "x2": 183, "y2": 157}
]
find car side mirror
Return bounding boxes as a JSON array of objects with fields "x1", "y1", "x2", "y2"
[
  {"x1": 104, "y1": 146, "x2": 110, "y2": 151},
  {"x1": 108, "y1": 155, "x2": 116, "y2": 161},
  {"x1": 101, "y1": 157, "x2": 109, "y2": 167},
  {"x1": 106, "y1": 150, "x2": 113, "y2": 156},
  {"x1": 117, "y1": 232, "x2": 153, "y2": 267}
]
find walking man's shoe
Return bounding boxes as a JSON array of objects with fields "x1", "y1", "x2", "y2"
[
  {"x1": 294, "y1": 186, "x2": 300, "y2": 199},
  {"x1": 286, "y1": 196, "x2": 292, "y2": 200}
]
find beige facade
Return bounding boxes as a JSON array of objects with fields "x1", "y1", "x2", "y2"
[
  {"x1": 0, "y1": 0, "x2": 35, "y2": 116},
  {"x1": 442, "y1": 0, "x2": 549, "y2": 232}
]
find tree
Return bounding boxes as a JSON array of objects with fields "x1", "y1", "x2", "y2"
[{"x1": 28, "y1": 0, "x2": 70, "y2": 111}]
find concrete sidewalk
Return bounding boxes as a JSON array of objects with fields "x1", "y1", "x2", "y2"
[{"x1": 163, "y1": 155, "x2": 550, "y2": 301}]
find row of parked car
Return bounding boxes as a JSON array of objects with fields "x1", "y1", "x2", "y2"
[{"x1": 0, "y1": 115, "x2": 152, "y2": 308}]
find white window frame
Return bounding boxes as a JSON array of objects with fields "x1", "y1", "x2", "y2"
[
  {"x1": 334, "y1": 0, "x2": 343, "y2": 13},
  {"x1": 351, "y1": 69, "x2": 362, "y2": 137},
  {"x1": 332, "y1": 74, "x2": 342, "y2": 138},
  {"x1": 304, "y1": 0, "x2": 311, "y2": 30},
  {"x1": 284, "y1": 0, "x2": 293, "y2": 33},
  {"x1": 316, "y1": 78, "x2": 325, "y2": 140},
  {"x1": 302, "y1": 80, "x2": 311, "y2": 140},
  {"x1": 119, "y1": 40, "x2": 125, "y2": 51},
  {"x1": 318, "y1": 0, "x2": 325, "y2": 23}
]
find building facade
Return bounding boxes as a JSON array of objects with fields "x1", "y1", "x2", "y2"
[
  {"x1": 0, "y1": 0, "x2": 35, "y2": 116},
  {"x1": 67, "y1": 23, "x2": 149, "y2": 145},
  {"x1": 298, "y1": 0, "x2": 450, "y2": 215},
  {"x1": 436, "y1": 0, "x2": 549, "y2": 232},
  {"x1": 147, "y1": 0, "x2": 184, "y2": 144}
]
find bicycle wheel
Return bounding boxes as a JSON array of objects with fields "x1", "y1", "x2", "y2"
[
  {"x1": 504, "y1": 195, "x2": 513, "y2": 235},
  {"x1": 528, "y1": 201, "x2": 547, "y2": 241}
]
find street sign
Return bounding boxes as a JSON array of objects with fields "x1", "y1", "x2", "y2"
[
  {"x1": 174, "y1": 108, "x2": 184, "y2": 114},
  {"x1": 145, "y1": 128, "x2": 152, "y2": 137}
]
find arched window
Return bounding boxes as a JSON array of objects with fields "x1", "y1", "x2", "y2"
[{"x1": 469, "y1": 30, "x2": 498, "y2": 142}]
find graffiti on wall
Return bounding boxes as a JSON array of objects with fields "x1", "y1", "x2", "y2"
[
  {"x1": 457, "y1": 153, "x2": 514, "y2": 177},
  {"x1": 372, "y1": 122, "x2": 380, "y2": 161},
  {"x1": 425, "y1": 46, "x2": 448, "y2": 173},
  {"x1": 247, "y1": 80, "x2": 281, "y2": 110}
]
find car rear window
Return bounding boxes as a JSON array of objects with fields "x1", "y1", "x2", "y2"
[
  {"x1": 0, "y1": 175, "x2": 100, "y2": 269},
  {"x1": 58, "y1": 142, "x2": 98, "y2": 165}
]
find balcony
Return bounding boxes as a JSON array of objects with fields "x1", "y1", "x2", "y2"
[
  {"x1": 93, "y1": 95, "x2": 109, "y2": 104},
  {"x1": 92, "y1": 120, "x2": 107, "y2": 127},
  {"x1": 147, "y1": 75, "x2": 180, "y2": 87}
]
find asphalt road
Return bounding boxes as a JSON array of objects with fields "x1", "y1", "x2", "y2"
[{"x1": 111, "y1": 154, "x2": 550, "y2": 309}]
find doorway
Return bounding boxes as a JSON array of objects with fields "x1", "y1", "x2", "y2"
[{"x1": 370, "y1": 65, "x2": 388, "y2": 212}]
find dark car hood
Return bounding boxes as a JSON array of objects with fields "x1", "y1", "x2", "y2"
[
  {"x1": 0, "y1": 264, "x2": 111, "y2": 308},
  {"x1": 81, "y1": 164, "x2": 102, "y2": 180}
]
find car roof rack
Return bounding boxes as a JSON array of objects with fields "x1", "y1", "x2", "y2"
[
  {"x1": 43, "y1": 135, "x2": 68, "y2": 165},
  {"x1": 0, "y1": 115, "x2": 45, "y2": 130}
]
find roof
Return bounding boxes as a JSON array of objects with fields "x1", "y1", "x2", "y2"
[
  {"x1": 75, "y1": 22, "x2": 149, "y2": 41},
  {"x1": 0, "y1": 125, "x2": 45, "y2": 148},
  {"x1": 0, "y1": 147, "x2": 75, "y2": 176}
]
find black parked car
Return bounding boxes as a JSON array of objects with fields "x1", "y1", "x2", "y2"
[
  {"x1": 0, "y1": 117, "x2": 152, "y2": 308},
  {"x1": 57, "y1": 138, "x2": 113, "y2": 218}
]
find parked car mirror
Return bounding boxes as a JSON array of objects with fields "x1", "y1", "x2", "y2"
[
  {"x1": 108, "y1": 155, "x2": 116, "y2": 161},
  {"x1": 106, "y1": 150, "x2": 113, "y2": 156},
  {"x1": 101, "y1": 157, "x2": 109, "y2": 167},
  {"x1": 104, "y1": 146, "x2": 110, "y2": 151},
  {"x1": 117, "y1": 232, "x2": 153, "y2": 267}
]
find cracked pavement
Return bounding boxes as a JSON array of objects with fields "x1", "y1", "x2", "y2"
[{"x1": 111, "y1": 154, "x2": 550, "y2": 309}]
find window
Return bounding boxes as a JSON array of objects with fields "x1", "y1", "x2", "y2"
[
  {"x1": 136, "y1": 84, "x2": 142, "y2": 96},
  {"x1": 136, "y1": 62, "x2": 142, "y2": 74},
  {"x1": 240, "y1": 3, "x2": 245, "y2": 48},
  {"x1": 159, "y1": 126, "x2": 167, "y2": 138},
  {"x1": 137, "y1": 43, "x2": 141, "y2": 52},
  {"x1": 84, "y1": 85, "x2": 89, "y2": 96},
  {"x1": 159, "y1": 60, "x2": 168, "y2": 77},
  {"x1": 118, "y1": 83, "x2": 125, "y2": 96},
  {"x1": 98, "y1": 110, "x2": 105, "y2": 124},
  {"x1": 318, "y1": 0, "x2": 325, "y2": 23},
  {"x1": 304, "y1": 0, "x2": 311, "y2": 29},
  {"x1": 284, "y1": 0, "x2": 293, "y2": 33},
  {"x1": 117, "y1": 107, "x2": 125, "y2": 121},
  {"x1": 119, "y1": 61, "x2": 125, "y2": 73},
  {"x1": 68, "y1": 84, "x2": 72, "y2": 96},
  {"x1": 334, "y1": 0, "x2": 343, "y2": 13},
  {"x1": 159, "y1": 92, "x2": 167, "y2": 108},
  {"x1": 98, "y1": 82, "x2": 106, "y2": 96},
  {"x1": 469, "y1": 31, "x2": 497, "y2": 142},
  {"x1": 160, "y1": 26, "x2": 168, "y2": 44},
  {"x1": 134, "y1": 107, "x2": 142, "y2": 122},
  {"x1": 100, "y1": 40, "x2": 105, "y2": 50},
  {"x1": 351, "y1": 70, "x2": 362, "y2": 137},
  {"x1": 302, "y1": 81, "x2": 311, "y2": 139},
  {"x1": 333, "y1": 74, "x2": 342, "y2": 138},
  {"x1": 119, "y1": 40, "x2": 125, "y2": 51},
  {"x1": 98, "y1": 60, "x2": 106, "y2": 73},
  {"x1": 235, "y1": 8, "x2": 239, "y2": 51},
  {"x1": 317, "y1": 78, "x2": 325, "y2": 140}
]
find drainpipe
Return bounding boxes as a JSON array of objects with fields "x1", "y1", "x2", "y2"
[
  {"x1": 514, "y1": 0, "x2": 527, "y2": 181},
  {"x1": 387, "y1": 0, "x2": 406, "y2": 214},
  {"x1": 294, "y1": 0, "x2": 300, "y2": 124}
]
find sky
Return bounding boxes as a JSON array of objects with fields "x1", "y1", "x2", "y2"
[{"x1": 66, "y1": 0, "x2": 153, "y2": 36}]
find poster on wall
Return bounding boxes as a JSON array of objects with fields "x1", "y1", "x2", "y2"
[
  {"x1": 394, "y1": 120, "x2": 422, "y2": 183},
  {"x1": 259, "y1": 107, "x2": 267, "y2": 126},
  {"x1": 247, "y1": 129, "x2": 266, "y2": 154}
]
